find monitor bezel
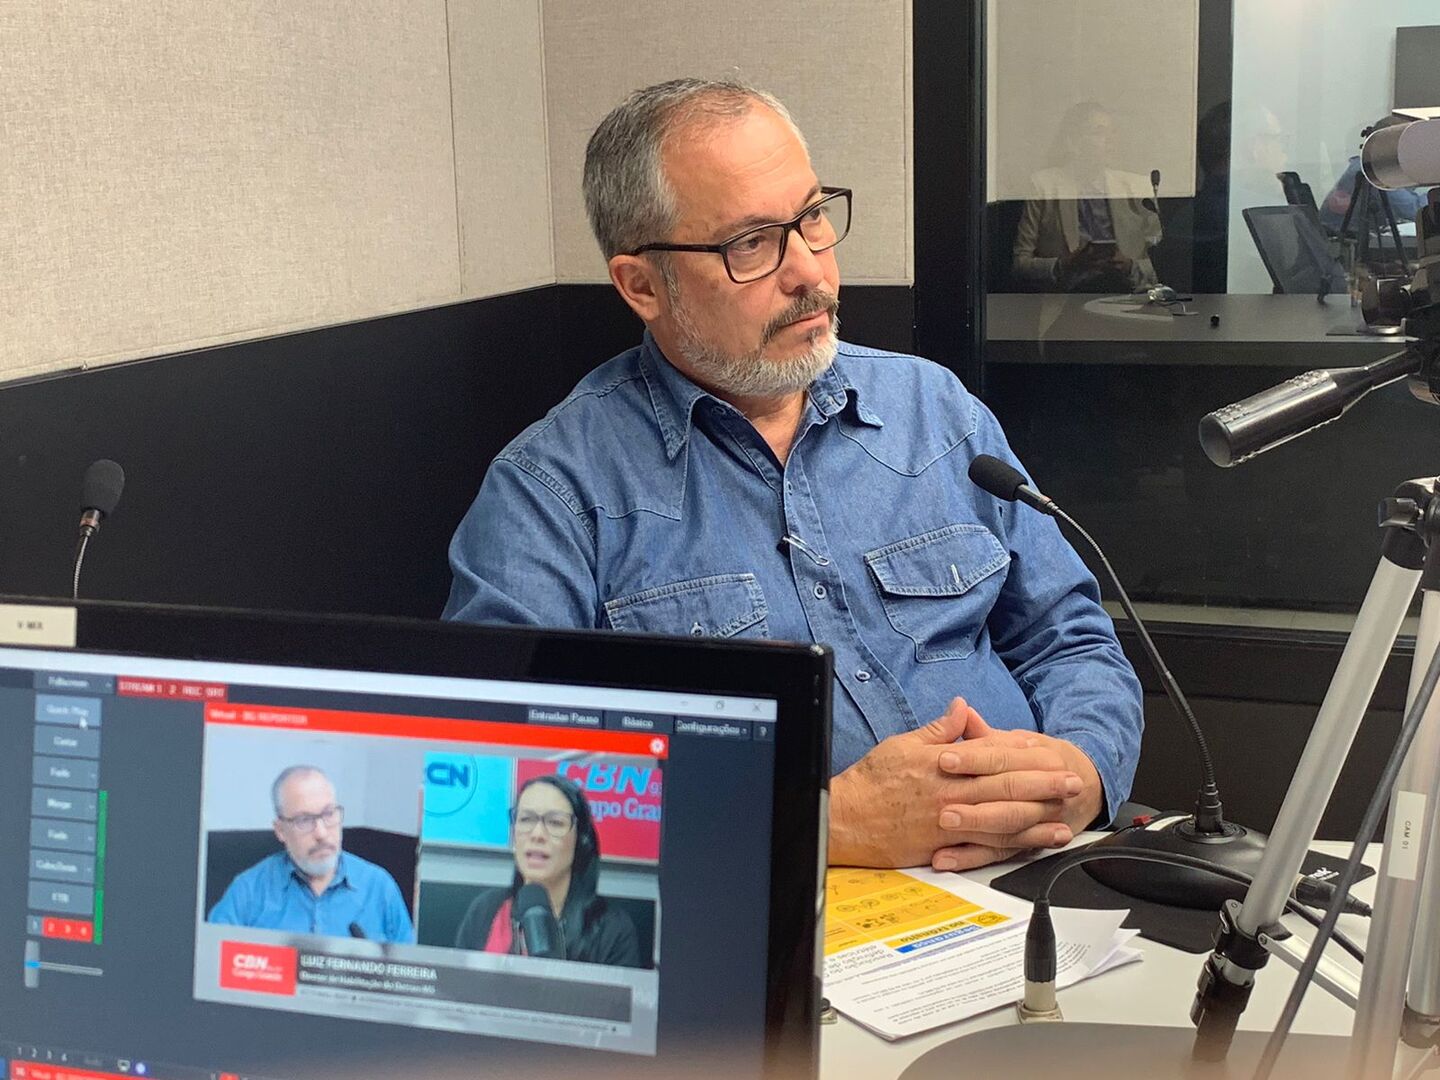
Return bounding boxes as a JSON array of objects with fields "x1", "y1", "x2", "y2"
[{"x1": 1, "y1": 596, "x2": 832, "y2": 1079}]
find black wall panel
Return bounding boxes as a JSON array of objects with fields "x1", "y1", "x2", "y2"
[
  {"x1": 0, "y1": 284, "x2": 913, "y2": 618},
  {"x1": 1119, "y1": 624, "x2": 1412, "y2": 839}
]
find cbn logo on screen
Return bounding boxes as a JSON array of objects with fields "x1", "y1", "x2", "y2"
[
  {"x1": 427, "y1": 760, "x2": 473, "y2": 787},
  {"x1": 423, "y1": 754, "x2": 480, "y2": 817},
  {"x1": 557, "y1": 761, "x2": 660, "y2": 798}
]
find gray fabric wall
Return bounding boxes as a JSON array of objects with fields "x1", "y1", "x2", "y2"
[{"x1": 3, "y1": 1, "x2": 913, "y2": 384}]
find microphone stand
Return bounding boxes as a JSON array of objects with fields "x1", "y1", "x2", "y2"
[
  {"x1": 1048, "y1": 504, "x2": 1269, "y2": 904},
  {"x1": 72, "y1": 533, "x2": 92, "y2": 601}
]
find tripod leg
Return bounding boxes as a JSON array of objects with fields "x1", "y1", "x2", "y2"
[
  {"x1": 1358, "y1": 183, "x2": 1374, "y2": 267},
  {"x1": 1379, "y1": 190, "x2": 1414, "y2": 276},
  {"x1": 1339, "y1": 170, "x2": 1363, "y2": 239},
  {"x1": 1351, "y1": 558, "x2": 1440, "y2": 1077},
  {"x1": 1191, "y1": 535, "x2": 1423, "y2": 1058},
  {"x1": 1243, "y1": 551, "x2": 1421, "y2": 931},
  {"x1": 1407, "y1": 777, "x2": 1440, "y2": 1024}
]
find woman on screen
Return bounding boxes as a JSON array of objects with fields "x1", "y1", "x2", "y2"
[{"x1": 454, "y1": 774, "x2": 642, "y2": 967}]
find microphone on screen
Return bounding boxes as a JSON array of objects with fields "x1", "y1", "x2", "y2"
[
  {"x1": 73, "y1": 459, "x2": 125, "y2": 600},
  {"x1": 515, "y1": 883, "x2": 564, "y2": 959},
  {"x1": 348, "y1": 922, "x2": 367, "y2": 939}
]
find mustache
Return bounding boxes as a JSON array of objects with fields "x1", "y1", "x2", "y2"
[{"x1": 762, "y1": 290, "x2": 839, "y2": 343}]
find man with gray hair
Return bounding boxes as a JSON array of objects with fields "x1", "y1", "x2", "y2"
[
  {"x1": 446, "y1": 78, "x2": 1142, "y2": 873},
  {"x1": 208, "y1": 765, "x2": 415, "y2": 943}
]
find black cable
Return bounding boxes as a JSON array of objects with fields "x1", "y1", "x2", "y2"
[
  {"x1": 1253, "y1": 633, "x2": 1440, "y2": 1080},
  {"x1": 1033, "y1": 845, "x2": 1365, "y2": 965},
  {"x1": 1052, "y1": 506, "x2": 1226, "y2": 830}
]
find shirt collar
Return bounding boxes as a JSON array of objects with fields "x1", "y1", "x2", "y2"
[
  {"x1": 639, "y1": 331, "x2": 883, "y2": 461},
  {"x1": 806, "y1": 356, "x2": 886, "y2": 430},
  {"x1": 286, "y1": 851, "x2": 353, "y2": 893}
]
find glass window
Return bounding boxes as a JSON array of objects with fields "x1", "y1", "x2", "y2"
[{"x1": 981, "y1": 0, "x2": 1440, "y2": 628}]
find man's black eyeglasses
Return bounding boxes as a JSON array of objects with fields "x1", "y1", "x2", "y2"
[{"x1": 626, "y1": 186, "x2": 852, "y2": 284}]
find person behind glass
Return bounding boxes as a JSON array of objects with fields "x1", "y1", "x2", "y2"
[
  {"x1": 208, "y1": 765, "x2": 416, "y2": 944},
  {"x1": 1012, "y1": 101, "x2": 1161, "y2": 291},
  {"x1": 454, "y1": 775, "x2": 642, "y2": 968},
  {"x1": 1319, "y1": 114, "x2": 1431, "y2": 236}
]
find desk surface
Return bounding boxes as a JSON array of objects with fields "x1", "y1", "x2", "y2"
[
  {"x1": 985, "y1": 293, "x2": 1409, "y2": 367},
  {"x1": 819, "y1": 839, "x2": 1372, "y2": 1079}
]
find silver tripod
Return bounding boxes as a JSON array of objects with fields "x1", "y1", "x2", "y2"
[{"x1": 1191, "y1": 478, "x2": 1440, "y2": 1077}]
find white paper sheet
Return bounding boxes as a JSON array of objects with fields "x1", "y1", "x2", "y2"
[{"x1": 822, "y1": 867, "x2": 1141, "y2": 1040}]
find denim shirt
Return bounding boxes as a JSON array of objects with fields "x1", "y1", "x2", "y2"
[
  {"x1": 207, "y1": 851, "x2": 416, "y2": 944},
  {"x1": 445, "y1": 333, "x2": 1142, "y2": 819}
]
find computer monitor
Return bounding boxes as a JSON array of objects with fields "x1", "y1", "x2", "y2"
[
  {"x1": 1395, "y1": 26, "x2": 1440, "y2": 113},
  {"x1": 0, "y1": 599, "x2": 831, "y2": 1080}
]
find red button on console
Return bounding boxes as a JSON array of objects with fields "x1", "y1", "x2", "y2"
[{"x1": 40, "y1": 917, "x2": 96, "y2": 942}]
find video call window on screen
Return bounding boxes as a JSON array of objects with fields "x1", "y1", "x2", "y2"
[{"x1": 194, "y1": 703, "x2": 664, "y2": 1056}]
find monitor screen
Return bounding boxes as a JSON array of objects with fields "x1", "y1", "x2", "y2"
[
  {"x1": 1396, "y1": 25, "x2": 1440, "y2": 112},
  {"x1": 0, "y1": 604, "x2": 827, "y2": 1080}
]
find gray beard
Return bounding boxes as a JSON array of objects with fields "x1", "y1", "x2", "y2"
[
  {"x1": 294, "y1": 850, "x2": 340, "y2": 879},
  {"x1": 671, "y1": 294, "x2": 840, "y2": 399}
]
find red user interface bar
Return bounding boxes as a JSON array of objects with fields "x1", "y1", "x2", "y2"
[
  {"x1": 117, "y1": 678, "x2": 227, "y2": 702},
  {"x1": 11, "y1": 1065, "x2": 131, "y2": 1080},
  {"x1": 204, "y1": 704, "x2": 669, "y2": 758}
]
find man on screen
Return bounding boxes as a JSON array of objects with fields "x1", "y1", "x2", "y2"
[
  {"x1": 444, "y1": 79, "x2": 1143, "y2": 874},
  {"x1": 208, "y1": 765, "x2": 416, "y2": 944}
]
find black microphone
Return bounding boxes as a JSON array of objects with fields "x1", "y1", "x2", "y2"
[
  {"x1": 1198, "y1": 349, "x2": 1417, "y2": 467},
  {"x1": 968, "y1": 454, "x2": 1268, "y2": 911},
  {"x1": 968, "y1": 455, "x2": 1058, "y2": 516},
  {"x1": 348, "y1": 921, "x2": 367, "y2": 939},
  {"x1": 73, "y1": 459, "x2": 125, "y2": 600},
  {"x1": 1143, "y1": 168, "x2": 1162, "y2": 214},
  {"x1": 514, "y1": 883, "x2": 563, "y2": 959}
]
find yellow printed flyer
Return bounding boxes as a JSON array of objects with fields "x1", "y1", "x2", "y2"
[{"x1": 822, "y1": 868, "x2": 1140, "y2": 1039}]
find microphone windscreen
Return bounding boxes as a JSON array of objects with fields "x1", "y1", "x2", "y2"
[
  {"x1": 516, "y1": 882, "x2": 550, "y2": 916},
  {"x1": 81, "y1": 459, "x2": 125, "y2": 516},
  {"x1": 968, "y1": 455, "x2": 1027, "y2": 502},
  {"x1": 1150, "y1": 169, "x2": 1161, "y2": 189},
  {"x1": 348, "y1": 921, "x2": 367, "y2": 939}
]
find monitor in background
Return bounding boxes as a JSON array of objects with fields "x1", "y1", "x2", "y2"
[
  {"x1": 1395, "y1": 25, "x2": 1440, "y2": 113},
  {"x1": 0, "y1": 599, "x2": 831, "y2": 1080}
]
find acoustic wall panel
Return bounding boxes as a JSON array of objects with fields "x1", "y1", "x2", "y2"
[
  {"x1": 1, "y1": 1, "x2": 462, "y2": 382},
  {"x1": 540, "y1": 0, "x2": 913, "y2": 286},
  {"x1": 450, "y1": 0, "x2": 554, "y2": 296}
]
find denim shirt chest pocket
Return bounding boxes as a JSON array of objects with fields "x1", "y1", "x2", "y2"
[
  {"x1": 603, "y1": 573, "x2": 771, "y2": 639},
  {"x1": 864, "y1": 524, "x2": 1010, "y2": 662}
]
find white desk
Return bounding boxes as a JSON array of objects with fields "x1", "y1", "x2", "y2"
[{"x1": 820, "y1": 839, "x2": 1376, "y2": 1079}]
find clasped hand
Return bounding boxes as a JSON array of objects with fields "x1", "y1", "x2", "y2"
[{"x1": 828, "y1": 697, "x2": 1102, "y2": 872}]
